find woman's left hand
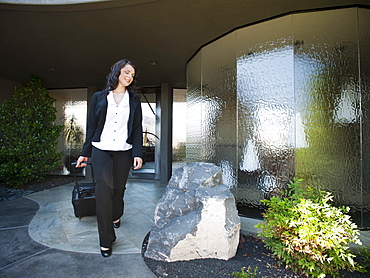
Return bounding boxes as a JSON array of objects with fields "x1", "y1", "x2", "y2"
[{"x1": 133, "y1": 157, "x2": 143, "y2": 170}]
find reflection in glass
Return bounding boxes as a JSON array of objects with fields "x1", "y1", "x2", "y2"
[{"x1": 49, "y1": 88, "x2": 87, "y2": 175}]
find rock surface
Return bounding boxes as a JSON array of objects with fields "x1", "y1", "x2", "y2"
[{"x1": 144, "y1": 162, "x2": 240, "y2": 262}]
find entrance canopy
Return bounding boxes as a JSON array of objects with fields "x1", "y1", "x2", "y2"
[{"x1": 0, "y1": 0, "x2": 367, "y2": 89}]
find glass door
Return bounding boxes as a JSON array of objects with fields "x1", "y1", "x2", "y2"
[{"x1": 130, "y1": 88, "x2": 157, "y2": 178}]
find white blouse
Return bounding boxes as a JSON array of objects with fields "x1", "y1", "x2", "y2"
[{"x1": 92, "y1": 91, "x2": 132, "y2": 151}]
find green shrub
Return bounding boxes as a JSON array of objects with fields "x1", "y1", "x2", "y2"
[
  {"x1": 0, "y1": 76, "x2": 62, "y2": 187},
  {"x1": 232, "y1": 266, "x2": 258, "y2": 278},
  {"x1": 256, "y1": 178, "x2": 365, "y2": 278},
  {"x1": 358, "y1": 246, "x2": 370, "y2": 269}
]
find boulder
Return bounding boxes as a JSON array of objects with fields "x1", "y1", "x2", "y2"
[{"x1": 144, "y1": 162, "x2": 240, "y2": 262}]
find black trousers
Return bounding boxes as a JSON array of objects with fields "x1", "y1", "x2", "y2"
[{"x1": 92, "y1": 146, "x2": 133, "y2": 248}]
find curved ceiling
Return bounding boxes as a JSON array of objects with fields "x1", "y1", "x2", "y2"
[
  {"x1": 0, "y1": 0, "x2": 368, "y2": 89},
  {"x1": 0, "y1": 0, "x2": 109, "y2": 5}
]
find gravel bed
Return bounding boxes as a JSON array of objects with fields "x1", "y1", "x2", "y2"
[{"x1": 142, "y1": 233, "x2": 369, "y2": 278}]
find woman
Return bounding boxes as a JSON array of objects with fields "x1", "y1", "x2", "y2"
[{"x1": 76, "y1": 59, "x2": 143, "y2": 258}]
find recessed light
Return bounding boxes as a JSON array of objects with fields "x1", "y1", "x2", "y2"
[{"x1": 150, "y1": 61, "x2": 158, "y2": 66}]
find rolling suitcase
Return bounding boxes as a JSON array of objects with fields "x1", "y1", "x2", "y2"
[{"x1": 71, "y1": 161, "x2": 96, "y2": 218}]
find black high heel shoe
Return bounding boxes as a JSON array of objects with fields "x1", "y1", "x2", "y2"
[
  {"x1": 100, "y1": 247, "x2": 112, "y2": 258},
  {"x1": 113, "y1": 219, "x2": 121, "y2": 229}
]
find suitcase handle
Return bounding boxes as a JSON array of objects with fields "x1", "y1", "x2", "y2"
[
  {"x1": 71, "y1": 161, "x2": 92, "y2": 167},
  {"x1": 70, "y1": 161, "x2": 95, "y2": 188}
]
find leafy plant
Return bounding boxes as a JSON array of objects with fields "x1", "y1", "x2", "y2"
[
  {"x1": 256, "y1": 178, "x2": 365, "y2": 278},
  {"x1": 232, "y1": 266, "x2": 258, "y2": 278},
  {"x1": 63, "y1": 115, "x2": 84, "y2": 172},
  {"x1": 358, "y1": 246, "x2": 370, "y2": 269},
  {"x1": 0, "y1": 75, "x2": 63, "y2": 187},
  {"x1": 64, "y1": 116, "x2": 83, "y2": 146}
]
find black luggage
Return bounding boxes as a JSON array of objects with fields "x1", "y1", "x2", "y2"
[{"x1": 71, "y1": 161, "x2": 96, "y2": 218}]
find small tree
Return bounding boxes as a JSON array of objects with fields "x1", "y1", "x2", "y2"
[{"x1": 0, "y1": 75, "x2": 63, "y2": 187}]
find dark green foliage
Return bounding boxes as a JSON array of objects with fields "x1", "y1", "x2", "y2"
[
  {"x1": 256, "y1": 178, "x2": 365, "y2": 278},
  {"x1": 0, "y1": 76, "x2": 63, "y2": 187},
  {"x1": 358, "y1": 246, "x2": 370, "y2": 269}
]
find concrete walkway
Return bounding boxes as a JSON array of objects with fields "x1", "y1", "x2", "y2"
[
  {"x1": 1, "y1": 178, "x2": 369, "y2": 278},
  {"x1": 0, "y1": 179, "x2": 166, "y2": 278}
]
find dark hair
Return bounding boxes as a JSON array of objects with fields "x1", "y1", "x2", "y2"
[{"x1": 104, "y1": 59, "x2": 138, "y2": 97}]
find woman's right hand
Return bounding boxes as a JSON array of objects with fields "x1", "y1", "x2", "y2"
[{"x1": 76, "y1": 156, "x2": 88, "y2": 167}]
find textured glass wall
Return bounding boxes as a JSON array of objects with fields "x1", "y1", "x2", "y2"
[
  {"x1": 236, "y1": 16, "x2": 294, "y2": 217},
  {"x1": 202, "y1": 33, "x2": 238, "y2": 189},
  {"x1": 186, "y1": 51, "x2": 203, "y2": 162},
  {"x1": 186, "y1": 33, "x2": 238, "y2": 189},
  {"x1": 294, "y1": 8, "x2": 362, "y2": 225},
  {"x1": 186, "y1": 7, "x2": 370, "y2": 228},
  {"x1": 359, "y1": 8, "x2": 370, "y2": 228}
]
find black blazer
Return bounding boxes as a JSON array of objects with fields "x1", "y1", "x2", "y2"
[{"x1": 80, "y1": 90, "x2": 143, "y2": 158}]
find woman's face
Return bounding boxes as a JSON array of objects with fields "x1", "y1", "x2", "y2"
[{"x1": 118, "y1": 64, "x2": 135, "y2": 88}]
